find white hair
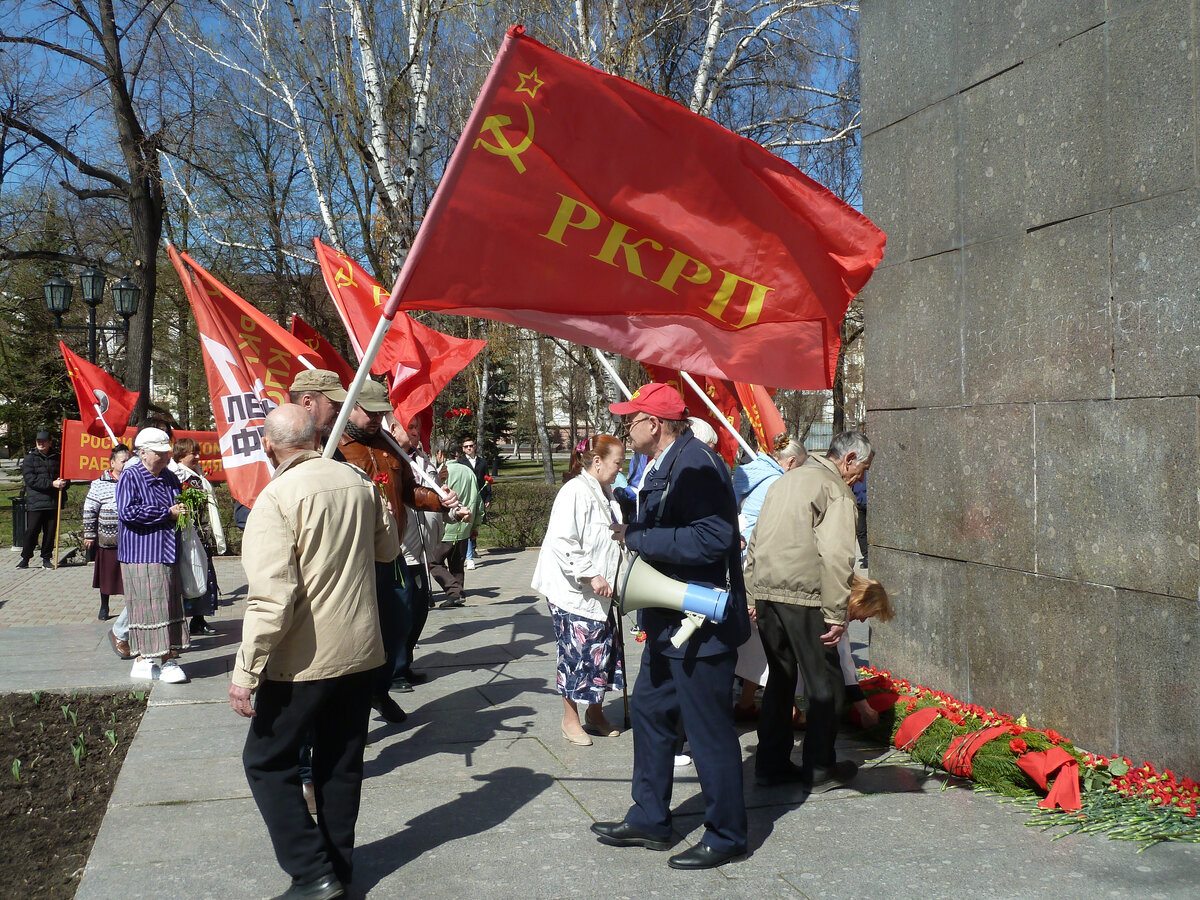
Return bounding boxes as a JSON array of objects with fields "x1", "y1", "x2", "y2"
[{"x1": 687, "y1": 416, "x2": 719, "y2": 448}]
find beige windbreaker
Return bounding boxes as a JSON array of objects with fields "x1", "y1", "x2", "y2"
[
  {"x1": 232, "y1": 451, "x2": 400, "y2": 690},
  {"x1": 743, "y1": 454, "x2": 858, "y2": 626}
]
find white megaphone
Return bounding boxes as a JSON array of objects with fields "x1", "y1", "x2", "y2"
[{"x1": 615, "y1": 552, "x2": 729, "y2": 648}]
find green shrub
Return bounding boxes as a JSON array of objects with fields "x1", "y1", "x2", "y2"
[{"x1": 482, "y1": 480, "x2": 559, "y2": 549}]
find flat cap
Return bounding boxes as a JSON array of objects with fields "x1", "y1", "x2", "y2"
[{"x1": 289, "y1": 368, "x2": 347, "y2": 401}]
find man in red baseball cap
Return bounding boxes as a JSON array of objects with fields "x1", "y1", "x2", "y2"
[
  {"x1": 608, "y1": 382, "x2": 688, "y2": 420},
  {"x1": 591, "y1": 383, "x2": 750, "y2": 871}
]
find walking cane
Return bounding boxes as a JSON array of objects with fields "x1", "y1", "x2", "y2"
[
  {"x1": 52, "y1": 488, "x2": 63, "y2": 570},
  {"x1": 610, "y1": 555, "x2": 632, "y2": 730}
]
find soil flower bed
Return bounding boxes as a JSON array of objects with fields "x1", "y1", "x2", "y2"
[
  {"x1": 855, "y1": 667, "x2": 1200, "y2": 848},
  {"x1": 0, "y1": 690, "x2": 147, "y2": 897}
]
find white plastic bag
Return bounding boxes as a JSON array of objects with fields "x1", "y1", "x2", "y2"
[{"x1": 179, "y1": 524, "x2": 209, "y2": 599}]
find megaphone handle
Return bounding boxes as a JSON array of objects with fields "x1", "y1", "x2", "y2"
[{"x1": 670, "y1": 611, "x2": 708, "y2": 649}]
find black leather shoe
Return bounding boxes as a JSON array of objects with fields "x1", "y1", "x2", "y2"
[
  {"x1": 390, "y1": 677, "x2": 414, "y2": 693},
  {"x1": 802, "y1": 759, "x2": 858, "y2": 792},
  {"x1": 270, "y1": 872, "x2": 345, "y2": 900},
  {"x1": 15, "y1": 558, "x2": 29, "y2": 569},
  {"x1": 754, "y1": 761, "x2": 807, "y2": 787},
  {"x1": 371, "y1": 693, "x2": 408, "y2": 724},
  {"x1": 667, "y1": 842, "x2": 746, "y2": 870},
  {"x1": 590, "y1": 821, "x2": 671, "y2": 851}
]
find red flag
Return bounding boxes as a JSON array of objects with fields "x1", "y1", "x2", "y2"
[
  {"x1": 313, "y1": 239, "x2": 486, "y2": 423},
  {"x1": 290, "y1": 315, "x2": 357, "y2": 388},
  {"x1": 388, "y1": 26, "x2": 885, "y2": 391},
  {"x1": 734, "y1": 382, "x2": 786, "y2": 451},
  {"x1": 168, "y1": 246, "x2": 325, "y2": 507},
  {"x1": 642, "y1": 365, "x2": 741, "y2": 466},
  {"x1": 59, "y1": 342, "x2": 139, "y2": 439}
]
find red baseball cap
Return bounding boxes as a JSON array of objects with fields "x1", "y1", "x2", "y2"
[{"x1": 609, "y1": 382, "x2": 688, "y2": 419}]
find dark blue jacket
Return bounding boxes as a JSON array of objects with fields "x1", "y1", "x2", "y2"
[{"x1": 624, "y1": 430, "x2": 750, "y2": 659}]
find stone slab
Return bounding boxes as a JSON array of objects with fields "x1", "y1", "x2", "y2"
[
  {"x1": 1035, "y1": 398, "x2": 1200, "y2": 598},
  {"x1": 860, "y1": 0, "x2": 956, "y2": 133},
  {"x1": 1112, "y1": 589, "x2": 1200, "y2": 774},
  {"x1": 1112, "y1": 188, "x2": 1200, "y2": 398},
  {"x1": 961, "y1": 215, "x2": 1113, "y2": 403},
  {"x1": 1024, "y1": 27, "x2": 1113, "y2": 227},
  {"x1": 863, "y1": 253, "x2": 964, "y2": 410},
  {"x1": 868, "y1": 548, "x2": 971, "y2": 692},
  {"x1": 1107, "y1": 0, "x2": 1197, "y2": 203},
  {"x1": 868, "y1": 406, "x2": 1036, "y2": 569},
  {"x1": 959, "y1": 62, "x2": 1029, "y2": 245},
  {"x1": 955, "y1": 0, "x2": 1106, "y2": 89}
]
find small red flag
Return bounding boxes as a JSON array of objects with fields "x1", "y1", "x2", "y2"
[
  {"x1": 389, "y1": 26, "x2": 885, "y2": 390},
  {"x1": 642, "y1": 365, "x2": 741, "y2": 466},
  {"x1": 168, "y1": 246, "x2": 324, "y2": 507},
  {"x1": 289, "y1": 315, "x2": 357, "y2": 388},
  {"x1": 59, "y1": 342, "x2": 139, "y2": 440},
  {"x1": 734, "y1": 382, "x2": 786, "y2": 451},
  {"x1": 313, "y1": 238, "x2": 486, "y2": 424}
]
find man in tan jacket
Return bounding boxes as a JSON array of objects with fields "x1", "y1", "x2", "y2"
[
  {"x1": 230, "y1": 404, "x2": 399, "y2": 900},
  {"x1": 744, "y1": 430, "x2": 873, "y2": 792}
]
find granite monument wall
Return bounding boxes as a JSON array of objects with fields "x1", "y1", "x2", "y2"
[{"x1": 859, "y1": 0, "x2": 1200, "y2": 773}]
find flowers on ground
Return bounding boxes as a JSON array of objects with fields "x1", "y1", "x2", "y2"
[{"x1": 856, "y1": 666, "x2": 1200, "y2": 846}]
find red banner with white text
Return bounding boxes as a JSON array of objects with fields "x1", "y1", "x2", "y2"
[{"x1": 60, "y1": 420, "x2": 225, "y2": 482}]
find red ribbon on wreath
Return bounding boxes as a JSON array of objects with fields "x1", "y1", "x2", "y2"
[
  {"x1": 941, "y1": 725, "x2": 1012, "y2": 778},
  {"x1": 893, "y1": 706, "x2": 944, "y2": 752},
  {"x1": 1016, "y1": 746, "x2": 1082, "y2": 811}
]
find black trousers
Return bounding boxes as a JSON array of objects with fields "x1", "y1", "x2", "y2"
[
  {"x1": 21, "y1": 507, "x2": 56, "y2": 562},
  {"x1": 755, "y1": 601, "x2": 846, "y2": 775},
  {"x1": 625, "y1": 649, "x2": 747, "y2": 854},
  {"x1": 374, "y1": 560, "x2": 410, "y2": 694},
  {"x1": 397, "y1": 564, "x2": 431, "y2": 678},
  {"x1": 243, "y1": 671, "x2": 373, "y2": 885}
]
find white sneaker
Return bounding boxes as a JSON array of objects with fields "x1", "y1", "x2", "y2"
[
  {"x1": 465, "y1": 558, "x2": 476, "y2": 570},
  {"x1": 159, "y1": 660, "x2": 189, "y2": 684},
  {"x1": 130, "y1": 658, "x2": 157, "y2": 680},
  {"x1": 674, "y1": 754, "x2": 692, "y2": 767}
]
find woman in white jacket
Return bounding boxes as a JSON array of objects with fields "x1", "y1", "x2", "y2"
[{"x1": 532, "y1": 435, "x2": 626, "y2": 746}]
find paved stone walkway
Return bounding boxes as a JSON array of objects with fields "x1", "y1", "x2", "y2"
[{"x1": 0, "y1": 549, "x2": 1197, "y2": 898}]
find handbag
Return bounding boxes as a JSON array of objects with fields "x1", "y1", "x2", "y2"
[{"x1": 179, "y1": 523, "x2": 209, "y2": 599}]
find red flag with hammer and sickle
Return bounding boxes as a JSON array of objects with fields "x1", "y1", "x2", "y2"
[
  {"x1": 387, "y1": 26, "x2": 885, "y2": 390},
  {"x1": 313, "y1": 239, "x2": 486, "y2": 425}
]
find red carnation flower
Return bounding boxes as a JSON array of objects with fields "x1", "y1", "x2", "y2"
[
  {"x1": 1009, "y1": 738, "x2": 1028, "y2": 755},
  {"x1": 1043, "y1": 729, "x2": 1064, "y2": 744}
]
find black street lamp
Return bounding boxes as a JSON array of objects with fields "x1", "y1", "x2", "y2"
[{"x1": 44, "y1": 269, "x2": 140, "y2": 363}]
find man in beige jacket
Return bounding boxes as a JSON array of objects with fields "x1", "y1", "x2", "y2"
[
  {"x1": 230, "y1": 404, "x2": 399, "y2": 900},
  {"x1": 744, "y1": 430, "x2": 873, "y2": 792}
]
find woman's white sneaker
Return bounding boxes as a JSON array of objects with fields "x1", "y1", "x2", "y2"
[
  {"x1": 130, "y1": 658, "x2": 158, "y2": 680},
  {"x1": 159, "y1": 660, "x2": 188, "y2": 684}
]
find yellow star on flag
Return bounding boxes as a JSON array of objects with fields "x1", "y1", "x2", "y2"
[{"x1": 515, "y1": 68, "x2": 544, "y2": 98}]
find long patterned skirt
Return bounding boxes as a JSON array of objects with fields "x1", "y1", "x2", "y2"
[
  {"x1": 549, "y1": 604, "x2": 625, "y2": 704},
  {"x1": 124, "y1": 562, "x2": 190, "y2": 659}
]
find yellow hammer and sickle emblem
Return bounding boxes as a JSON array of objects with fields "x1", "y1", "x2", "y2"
[{"x1": 474, "y1": 103, "x2": 535, "y2": 174}]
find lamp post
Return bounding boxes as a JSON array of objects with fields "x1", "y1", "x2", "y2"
[{"x1": 43, "y1": 269, "x2": 140, "y2": 364}]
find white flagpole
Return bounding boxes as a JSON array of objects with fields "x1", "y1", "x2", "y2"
[
  {"x1": 93, "y1": 405, "x2": 119, "y2": 447},
  {"x1": 321, "y1": 316, "x2": 395, "y2": 458},
  {"x1": 592, "y1": 347, "x2": 632, "y2": 400},
  {"x1": 679, "y1": 371, "x2": 756, "y2": 460}
]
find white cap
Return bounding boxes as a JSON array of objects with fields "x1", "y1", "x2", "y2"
[{"x1": 134, "y1": 427, "x2": 172, "y2": 453}]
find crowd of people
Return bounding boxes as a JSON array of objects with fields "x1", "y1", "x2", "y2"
[{"x1": 15, "y1": 374, "x2": 888, "y2": 897}]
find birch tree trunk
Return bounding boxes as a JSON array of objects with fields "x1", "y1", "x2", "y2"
[{"x1": 531, "y1": 335, "x2": 556, "y2": 484}]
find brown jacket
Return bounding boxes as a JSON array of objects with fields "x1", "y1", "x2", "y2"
[
  {"x1": 232, "y1": 451, "x2": 400, "y2": 690},
  {"x1": 743, "y1": 454, "x2": 858, "y2": 625},
  {"x1": 338, "y1": 432, "x2": 442, "y2": 537}
]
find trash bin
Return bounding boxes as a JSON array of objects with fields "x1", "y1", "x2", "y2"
[{"x1": 11, "y1": 496, "x2": 26, "y2": 549}]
